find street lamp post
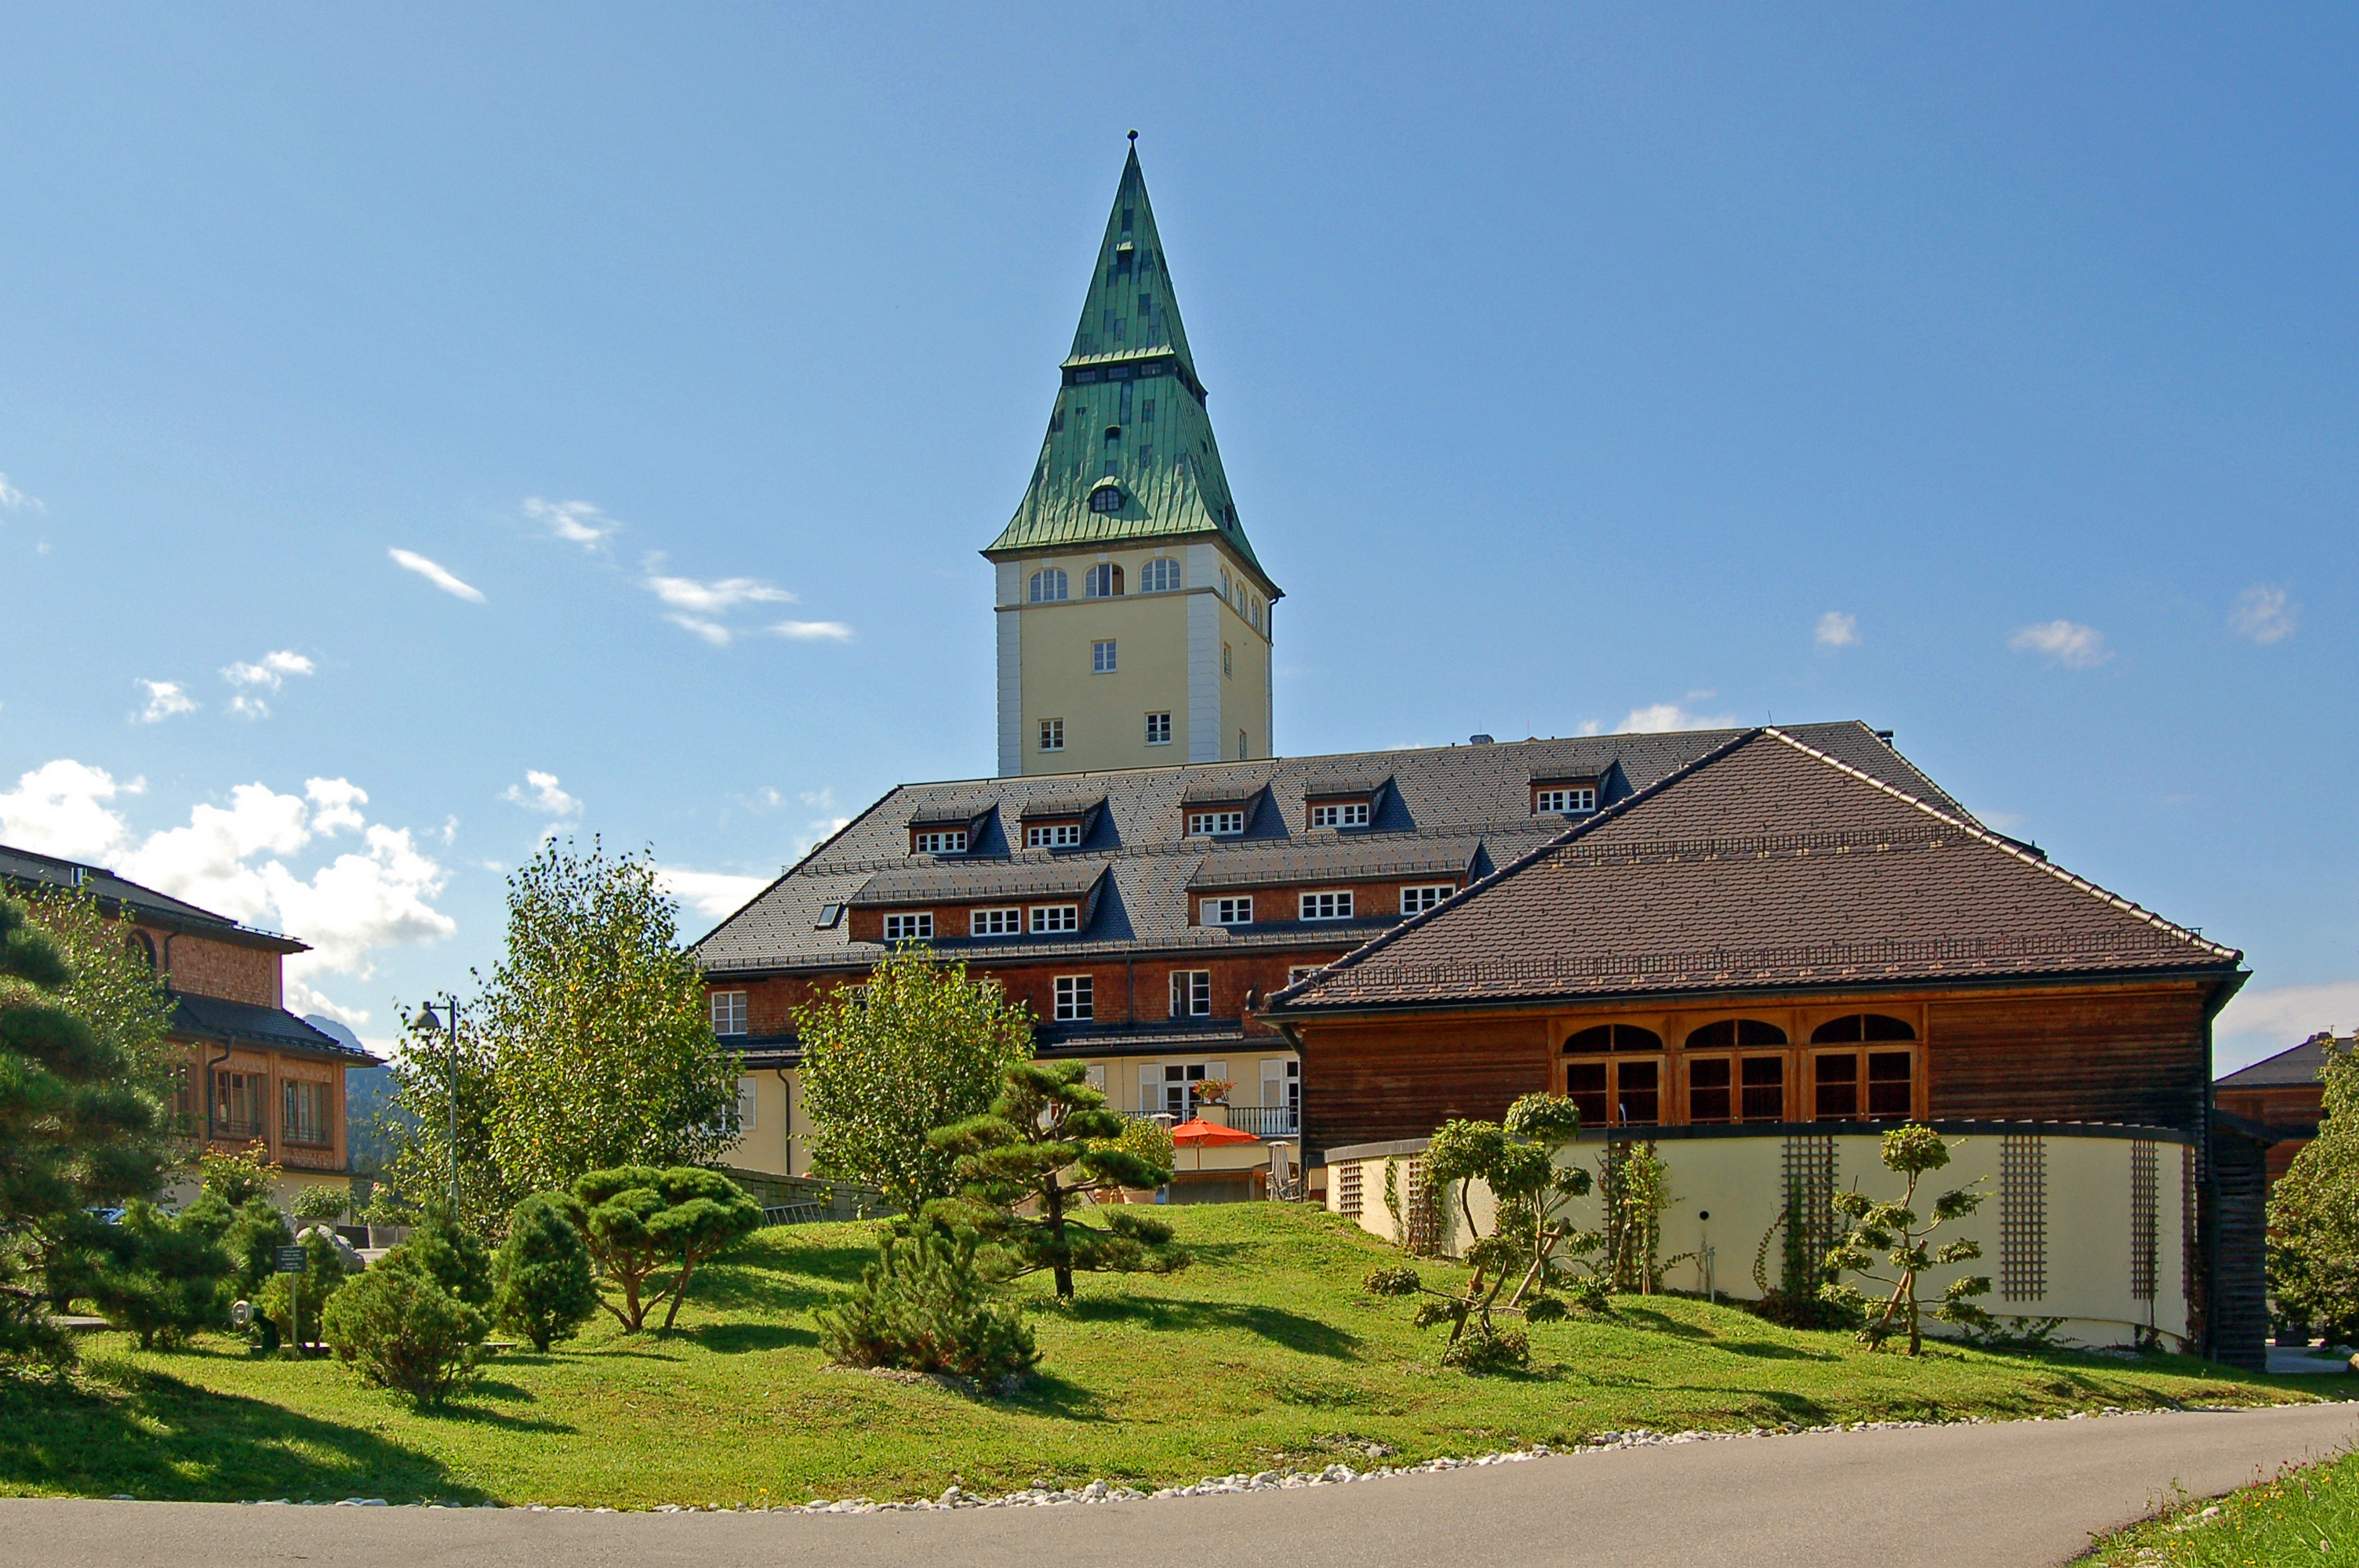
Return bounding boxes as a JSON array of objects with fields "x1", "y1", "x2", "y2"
[{"x1": 416, "y1": 996, "x2": 462, "y2": 1212}]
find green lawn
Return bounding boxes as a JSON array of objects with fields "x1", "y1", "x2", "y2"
[
  {"x1": 2, "y1": 1203, "x2": 2344, "y2": 1508},
  {"x1": 2089, "y1": 1446, "x2": 2359, "y2": 1565}
]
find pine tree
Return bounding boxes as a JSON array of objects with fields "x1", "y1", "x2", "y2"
[
  {"x1": 0, "y1": 892, "x2": 171, "y2": 1364},
  {"x1": 816, "y1": 1223, "x2": 1037, "y2": 1381},
  {"x1": 572, "y1": 1166, "x2": 762, "y2": 1331},
  {"x1": 927, "y1": 1061, "x2": 1185, "y2": 1300},
  {"x1": 493, "y1": 1192, "x2": 599, "y2": 1352}
]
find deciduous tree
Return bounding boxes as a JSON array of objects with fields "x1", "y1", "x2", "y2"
[{"x1": 2268, "y1": 1033, "x2": 2359, "y2": 1341}]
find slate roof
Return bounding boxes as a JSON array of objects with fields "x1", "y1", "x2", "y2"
[
  {"x1": 984, "y1": 144, "x2": 1274, "y2": 590},
  {"x1": 0, "y1": 843, "x2": 307, "y2": 954},
  {"x1": 693, "y1": 721, "x2": 1976, "y2": 978},
  {"x1": 2217, "y1": 1036, "x2": 2335, "y2": 1089},
  {"x1": 1263, "y1": 729, "x2": 2242, "y2": 1014},
  {"x1": 171, "y1": 993, "x2": 381, "y2": 1063}
]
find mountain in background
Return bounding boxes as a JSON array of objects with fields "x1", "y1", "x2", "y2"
[{"x1": 305, "y1": 1015, "x2": 403, "y2": 1177}]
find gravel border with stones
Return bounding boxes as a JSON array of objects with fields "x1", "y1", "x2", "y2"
[{"x1": 210, "y1": 1402, "x2": 2323, "y2": 1515}]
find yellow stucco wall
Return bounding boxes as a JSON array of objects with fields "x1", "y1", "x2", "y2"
[{"x1": 1326, "y1": 1129, "x2": 2192, "y2": 1349}]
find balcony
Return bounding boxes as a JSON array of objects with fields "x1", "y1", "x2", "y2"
[{"x1": 1214, "y1": 1105, "x2": 1299, "y2": 1138}]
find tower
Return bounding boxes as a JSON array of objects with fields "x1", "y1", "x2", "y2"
[{"x1": 985, "y1": 141, "x2": 1281, "y2": 778}]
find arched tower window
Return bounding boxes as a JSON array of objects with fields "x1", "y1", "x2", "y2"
[
  {"x1": 1029, "y1": 568, "x2": 1068, "y2": 603},
  {"x1": 125, "y1": 929, "x2": 156, "y2": 969},
  {"x1": 1084, "y1": 564, "x2": 1124, "y2": 597},
  {"x1": 1140, "y1": 557, "x2": 1180, "y2": 593}
]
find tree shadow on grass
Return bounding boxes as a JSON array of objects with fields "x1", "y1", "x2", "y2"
[
  {"x1": 1612, "y1": 1306, "x2": 1718, "y2": 1341},
  {"x1": 689, "y1": 1240, "x2": 875, "y2": 1316},
  {"x1": 1061, "y1": 1296, "x2": 1362, "y2": 1360},
  {"x1": 0, "y1": 1360, "x2": 482, "y2": 1503},
  {"x1": 687, "y1": 1323, "x2": 816, "y2": 1356},
  {"x1": 1708, "y1": 1340, "x2": 1841, "y2": 1363},
  {"x1": 996, "y1": 1370, "x2": 1112, "y2": 1423}
]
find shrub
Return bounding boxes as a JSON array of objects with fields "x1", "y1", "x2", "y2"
[
  {"x1": 817, "y1": 1224, "x2": 1038, "y2": 1382},
  {"x1": 323, "y1": 1250, "x2": 489, "y2": 1407},
  {"x1": 1438, "y1": 1323, "x2": 1528, "y2": 1374},
  {"x1": 574, "y1": 1166, "x2": 762, "y2": 1331},
  {"x1": 88, "y1": 1200, "x2": 235, "y2": 1350},
  {"x1": 401, "y1": 1201, "x2": 493, "y2": 1309},
  {"x1": 292, "y1": 1185, "x2": 347, "y2": 1225},
  {"x1": 213, "y1": 1197, "x2": 294, "y2": 1299},
  {"x1": 257, "y1": 1228, "x2": 348, "y2": 1348},
  {"x1": 493, "y1": 1192, "x2": 599, "y2": 1352},
  {"x1": 1090, "y1": 1114, "x2": 1175, "y2": 1178},
  {"x1": 199, "y1": 1142, "x2": 282, "y2": 1209}
]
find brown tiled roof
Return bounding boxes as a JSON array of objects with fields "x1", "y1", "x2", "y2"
[{"x1": 1266, "y1": 729, "x2": 2241, "y2": 1013}]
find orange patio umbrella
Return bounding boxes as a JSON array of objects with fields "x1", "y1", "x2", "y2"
[{"x1": 1169, "y1": 1116, "x2": 1259, "y2": 1173}]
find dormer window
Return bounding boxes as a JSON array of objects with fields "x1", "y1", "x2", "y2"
[
  {"x1": 1534, "y1": 783, "x2": 1598, "y2": 815},
  {"x1": 883, "y1": 912, "x2": 933, "y2": 942},
  {"x1": 1089, "y1": 481, "x2": 1123, "y2": 514},
  {"x1": 1027, "y1": 822, "x2": 1083, "y2": 849},
  {"x1": 912, "y1": 829, "x2": 967, "y2": 855},
  {"x1": 1310, "y1": 800, "x2": 1370, "y2": 829},
  {"x1": 1187, "y1": 809, "x2": 1246, "y2": 837},
  {"x1": 1084, "y1": 564, "x2": 1124, "y2": 597}
]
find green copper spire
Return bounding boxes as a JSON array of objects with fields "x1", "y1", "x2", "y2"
[{"x1": 985, "y1": 142, "x2": 1277, "y2": 593}]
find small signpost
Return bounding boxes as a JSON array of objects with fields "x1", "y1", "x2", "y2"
[{"x1": 275, "y1": 1246, "x2": 307, "y2": 1351}]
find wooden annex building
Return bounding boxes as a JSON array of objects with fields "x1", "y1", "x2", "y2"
[{"x1": 1262, "y1": 728, "x2": 2266, "y2": 1365}]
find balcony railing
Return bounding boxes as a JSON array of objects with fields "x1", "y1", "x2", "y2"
[
  {"x1": 1213, "y1": 1105, "x2": 1299, "y2": 1138},
  {"x1": 212, "y1": 1118, "x2": 266, "y2": 1144}
]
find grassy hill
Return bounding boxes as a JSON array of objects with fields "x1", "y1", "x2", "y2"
[{"x1": 1, "y1": 1203, "x2": 2341, "y2": 1508}]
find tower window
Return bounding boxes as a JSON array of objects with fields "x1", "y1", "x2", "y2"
[
  {"x1": 1146, "y1": 712, "x2": 1172, "y2": 745},
  {"x1": 1084, "y1": 564, "x2": 1124, "y2": 597},
  {"x1": 1223, "y1": 643, "x2": 1232, "y2": 677},
  {"x1": 1118, "y1": 383, "x2": 1132, "y2": 423},
  {"x1": 1140, "y1": 557, "x2": 1180, "y2": 593},
  {"x1": 1039, "y1": 718, "x2": 1063, "y2": 751},
  {"x1": 1029, "y1": 568, "x2": 1068, "y2": 602},
  {"x1": 1140, "y1": 445, "x2": 1154, "y2": 466},
  {"x1": 1141, "y1": 398, "x2": 1155, "y2": 423},
  {"x1": 1238, "y1": 729, "x2": 1249, "y2": 760},
  {"x1": 1089, "y1": 484, "x2": 1123, "y2": 514},
  {"x1": 1121, "y1": 207, "x2": 1134, "y2": 234},
  {"x1": 1092, "y1": 640, "x2": 1117, "y2": 673},
  {"x1": 1103, "y1": 424, "x2": 1121, "y2": 443},
  {"x1": 1138, "y1": 292, "x2": 1153, "y2": 315}
]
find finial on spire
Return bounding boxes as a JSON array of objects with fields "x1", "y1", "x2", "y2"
[{"x1": 1128, "y1": 129, "x2": 1138, "y2": 144}]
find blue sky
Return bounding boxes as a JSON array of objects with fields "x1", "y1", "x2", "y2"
[{"x1": 0, "y1": 5, "x2": 2350, "y2": 1070}]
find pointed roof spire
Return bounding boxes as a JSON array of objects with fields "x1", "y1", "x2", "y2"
[{"x1": 986, "y1": 141, "x2": 1277, "y2": 594}]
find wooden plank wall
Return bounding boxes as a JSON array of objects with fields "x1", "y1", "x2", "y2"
[
  {"x1": 1301, "y1": 1018, "x2": 1552, "y2": 1160},
  {"x1": 1926, "y1": 985, "x2": 2209, "y2": 1134},
  {"x1": 2206, "y1": 1128, "x2": 2271, "y2": 1370}
]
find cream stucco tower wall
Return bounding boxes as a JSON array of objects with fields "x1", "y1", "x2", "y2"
[{"x1": 985, "y1": 141, "x2": 1281, "y2": 778}]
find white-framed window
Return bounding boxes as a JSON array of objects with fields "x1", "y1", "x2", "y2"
[
  {"x1": 1146, "y1": 712, "x2": 1172, "y2": 745},
  {"x1": 1038, "y1": 718, "x2": 1064, "y2": 751},
  {"x1": 883, "y1": 912, "x2": 934, "y2": 942},
  {"x1": 1187, "y1": 809, "x2": 1245, "y2": 836},
  {"x1": 1535, "y1": 786, "x2": 1598, "y2": 815},
  {"x1": 1145, "y1": 1060, "x2": 1226, "y2": 1119},
  {"x1": 1223, "y1": 642, "x2": 1233, "y2": 677},
  {"x1": 1202, "y1": 895, "x2": 1253, "y2": 926},
  {"x1": 1055, "y1": 974, "x2": 1094, "y2": 1021},
  {"x1": 1300, "y1": 891, "x2": 1354, "y2": 921},
  {"x1": 1026, "y1": 822, "x2": 1082, "y2": 848},
  {"x1": 913, "y1": 829, "x2": 967, "y2": 854},
  {"x1": 1286, "y1": 964, "x2": 1323, "y2": 986},
  {"x1": 736, "y1": 1076, "x2": 758, "y2": 1133},
  {"x1": 1262, "y1": 1058, "x2": 1300, "y2": 1129},
  {"x1": 1400, "y1": 884, "x2": 1456, "y2": 915},
  {"x1": 970, "y1": 906, "x2": 1021, "y2": 936},
  {"x1": 1083, "y1": 563, "x2": 1123, "y2": 597},
  {"x1": 1238, "y1": 729, "x2": 1248, "y2": 760},
  {"x1": 1310, "y1": 801, "x2": 1370, "y2": 828},
  {"x1": 1140, "y1": 557, "x2": 1180, "y2": 593},
  {"x1": 1092, "y1": 639, "x2": 1118, "y2": 673},
  {"x1": 1169, "y1": 969, "x2": 1212, "y2": 1018},
  {"x1": 1219, "y1": 568, "x2": 1233, "y2": 601},
  {"x1": 1252, "y1": 597, "x2": 1264, "y2": 632},
  {"x1": 1029, "y1": 568, "x2": 1068, "y2": 602},
  {"x1": 710, "y1": 990, "x2": 748, "y2": 1036},
  {"x1": 1031, "y1": 903, "x2": 1080, "y2": 933}
]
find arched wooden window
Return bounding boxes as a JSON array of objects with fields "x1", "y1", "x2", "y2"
[
  {"x1": 1684, "y1": 1019, "x2": 1788, "y2": 1123},
  {"x1": 1028, "y1": 568, "x2": 1068, "y2": 602},
  {"x1": 1084, "y1": 564, "x2": 1125, "y2": 597},
  {"x1": 1809, "y1": 1014, "x2": 1916, "y2": 1043},
  {"x1": 1563, "y1": 1022, "x2": 1663, "y2": 1053},
  {"x1": 1685, "y1": 1019, "x2": 1788, "y2": 1050},
  {"x1": 1563, "y1": 1023, "x2": 1664, "y2": 1128},
  {"x1": 1140, "y1": 557, "x2": 1181, "y2": 593}
]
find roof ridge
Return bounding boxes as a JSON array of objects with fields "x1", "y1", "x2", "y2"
[{"x1": 1759, "y1": 728, "x2": 2240, "y2": 963}]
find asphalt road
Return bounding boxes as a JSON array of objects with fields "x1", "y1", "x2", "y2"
[{"x1": 10, "y1": 1403, "x2": 2357, "y2": 1568}]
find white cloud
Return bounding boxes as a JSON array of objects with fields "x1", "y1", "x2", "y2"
[
  {"x1": 306, "y1": 777, "x2": 368, "y2": 836},
  {"x1": 2227, "y1": 585, "x2": 2298, "y2": 645},
  {"x1": 667, "y1": 614, "x2": 735, "y2": 646},
  {"x1": 794, "y1": 816, "x2": 852, "y2": 856},
  {"x1": 1618, "y1": 702, "x2": 1736, "y2": 734},
  {"x1": 0, "y1": 473, "x2": 42, "y2": 513},
  {"x1": 801, "y1": 788, "x2": 838, "y2": 811},
  {"x1": 502, "y1": 771, "x2": 582, "y2": 819},
  {"x1": 1977, "y1": 808, "x2": 2027, "y2": 832},
  {"x1": 390, "y1": 548, "x2": 486, "y2": 603},
  {"x1": 525, "y1": 497, "x2": 620, "y2": 548},
  {"x1": 2008, "y1": 619, "x2": 2110, "y2": 670},
  {"x1": 645, "y1": 575, "x2": 795, "y2": 614},
  {"x1": 656, "y1": 865, "x2": 773, "y2": 920},
  {"x1": 771, "y1": 620, "x2": 854, "y2": 643},
  {"x1": 118, "y1": 782, "x2": 315, "y2": 920},
  {"x1": 136, "y1": 680, "x2": 198, "y2": 723},
  {"x1": 1815, "y1": 612, "x2": 1859, "y2": 648},
  {"x1": 2215, "y1": 982, "x2": 2359, "y2": 1076},
  {"x1": 264, "y1": 822, "x2": 454, "y2": 978},
  {"x1": 0, "y1": 760, "x2": 141, "y2": 859},
  {"x1": 220, "y1": 650, "x2": 314, "y2": 719}
]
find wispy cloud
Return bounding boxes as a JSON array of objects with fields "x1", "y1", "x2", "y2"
[
  {"x1": 645, "y1": 575, "x2": 796, "y2": 615},
  {"x1": 2216, "y1": 981, "x2": 2359, "y2": 1076},
  {"x1": 221, "y1": 649, "x2": 314, "y2": 719},
  {"x1": 2227, "y1": 585, "x2": 2298, "y2": 646},
  {"x1": 2008, "y1": 619, "x2": 2110, "y2": 670},
  {"x1": 501, "y1": 770, "x2": 583, "y2": 819},
  {"x1": 1618, "y1": 701, "x2": 1736, "y2": 734},
  {"x1": 1815, "y1": 612, "x2": 1859, "y2": 648},
  {"x1": 135, "y1": 680, "x2": 198, "y2": 723},
  {"x1": 668, "y1": 615, "x2": 735, "y2": 646},
  {"x1": 390, "y1": 548, "x2": 486, "y2": 603},
  {"x1": 771, "y1": 619, "x2": 854, "y2": 643},
  {"x1": 526, "y1": 497, "x2": 620, "y2": 549},
  {"x1": 656, "y1": 865, "x2": 773, "y2": 920},
  {"x1": 0, "y1": 473, "x2": 42, "y2": 514}
]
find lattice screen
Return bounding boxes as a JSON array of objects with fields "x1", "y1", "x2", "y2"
[
  {"x1": 1780, "y1": 1134, "x2": 1840, "y2": 1265},
  {"x1": 2000, "y1": 1134, "x2": 2047, "y2": 1303},
  {"x1": 1336, "y1": 1162, "x2": 1363, "y2": 1219},
  {"x1": 2131, "y1": 1140, "x2": 2159, "y2": 1302}
]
